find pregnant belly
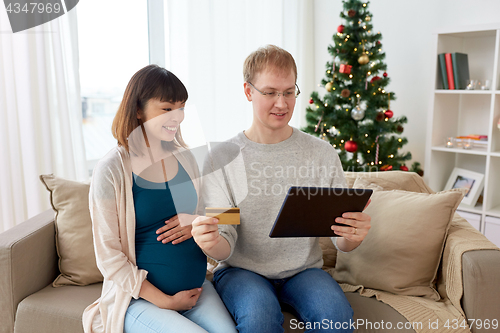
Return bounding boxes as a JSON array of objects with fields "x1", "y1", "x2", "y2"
[{"x1": 136, "y1": 238, "x2": 207, "y2": 295}]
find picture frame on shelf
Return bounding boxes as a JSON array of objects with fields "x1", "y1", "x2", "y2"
[{"x1": 444, "y1": 168, "x2": 484, "y2": 207}]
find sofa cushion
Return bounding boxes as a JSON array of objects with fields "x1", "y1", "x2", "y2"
[
  {"x1": 333, "y1": 188, "x2": 464, "y2": 300},
  {"x1": 345, "y1": 293, "x2": 416, "y2": 333},
  {"x1": 345, "y1": 171, "x2": 432, "y2": 193},
  {"x1": 40, "y1": 174, "x2": 103, "y2": 287},
  {"x1": 281, "y1": 293, "x2": 415, "y2": 333},
  {"x1": 14, "y1": 283, "x2": 102, "y2": 333},
  {"x1": 352, "y1": 177, "x2": 384, "y2": 191}
]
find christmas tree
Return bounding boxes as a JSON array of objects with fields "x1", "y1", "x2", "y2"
[{"x1": 303, "y1": 0, "x2": 422, "y2": 174}]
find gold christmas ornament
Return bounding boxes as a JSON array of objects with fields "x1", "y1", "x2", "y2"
[
  {"x1": 365, "y1": 15, "x2": 371, "y2": 21},
  {"x1": 358, "y1": 54, "x2": 370, "y2": 65},
  {"x1": 325, "y1": 81, "x2": 334, "y2": 92}
]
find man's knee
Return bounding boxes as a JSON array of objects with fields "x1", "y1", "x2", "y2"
[
  {"x1": 312, "y1": 302, "x2": 353, "y2": 322},
  {"x1": 235, "y1": 303, "x2": 284, "y2": 333},
  {"x1": 213, "y1": 268, "x2": 285, "y2": 332}
]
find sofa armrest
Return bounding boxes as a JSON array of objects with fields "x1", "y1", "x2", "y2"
[
  {"x1": 461, "y1": 250, "x2": 500, "y2": 333},
  {"x1": 437, "y1": 214, "x2": 500, "y2": 333},
  {"x1": 0, "y1": 209, "x2": 58, "y2": 333}
]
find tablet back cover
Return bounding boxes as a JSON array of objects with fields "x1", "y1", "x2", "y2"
[{"x1": 269, "y1": 187, "x2": 372, "y2": 238}]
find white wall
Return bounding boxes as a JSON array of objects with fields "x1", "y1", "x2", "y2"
[{"x1": 313, "y1": 0, "x2": 500, "y2": 170}]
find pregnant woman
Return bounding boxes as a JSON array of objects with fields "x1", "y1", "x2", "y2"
[{"x1": 82, "y1": 65, "x2": 236, "y2": 333}]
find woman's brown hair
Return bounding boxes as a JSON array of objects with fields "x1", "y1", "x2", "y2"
[{"x1": 111, "y1": 65, "x2": 188, "y2": 151}]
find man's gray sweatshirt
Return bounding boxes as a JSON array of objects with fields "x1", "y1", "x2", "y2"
[{"x1": 202, "y1": 127, "x2": 347, "y2": 279}]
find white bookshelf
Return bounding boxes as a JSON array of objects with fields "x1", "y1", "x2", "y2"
[{"x1": 425, "y1": 24, "x2": 500, "y2": 242}]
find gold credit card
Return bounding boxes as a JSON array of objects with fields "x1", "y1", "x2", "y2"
[{"x1": 205, "y1": 207, "x2": 240, "y2": 225}]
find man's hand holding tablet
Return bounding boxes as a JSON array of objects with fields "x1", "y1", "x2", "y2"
[{"x1": 331, "y1": 198, "x2": 372, "y2": 252}]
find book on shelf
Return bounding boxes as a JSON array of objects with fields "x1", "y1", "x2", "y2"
[
  {"x1": 457, "y1": 135, "x2": 488, "y2": 141},
  {"x1": 444, "y1": 53, "x2": 455, "y2": 90},
  {"x1": 455, "y1": 138, "x2": 488, "y2": 146},
  {"x1": 438, "y1": 53, "x2": 449, "y2": 89},
  {"x1": 451, "y1": 53, "x2": 470, "y2": 90},
  {"x1": 437, "y1": 52, "x2": 470, "y2": 90},
  {"x1": 455, "y1": 135, "x2": 488, "y2": 148}
]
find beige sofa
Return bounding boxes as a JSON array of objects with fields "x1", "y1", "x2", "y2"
[{"x1": 1, "y1": 171, "x2": 500, "y2": 333}]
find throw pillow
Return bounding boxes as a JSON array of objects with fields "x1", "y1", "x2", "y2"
[
  {"x1": 40, "y1": 174, "x2": 103, "y2": 286},
  {"x1": 319, "y1": 237, "x2": 337, "y2": 268},
  {"x1": 333, "y1": 188, "x2": 465, "y2": 300},
  {"x1": 319, "y1": 178, "x2": 382, "y2": 271}
]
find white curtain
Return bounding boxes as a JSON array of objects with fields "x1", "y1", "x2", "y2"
[
  {"x1": 166, "y1": 0, "x2": 315, "y2": 144},
  {"x1": 0, "y1": 9, "x2": 87, "y2": 232}
]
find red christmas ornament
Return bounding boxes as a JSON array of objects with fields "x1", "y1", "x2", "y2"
[
  {"x1": 345, "y1": 140, "x2": 358, "y2": 153},
  {"x1": 339, "y1": 64, "x2": 352, "y2": 74},
  {"x1": 375, "y1": 112, "x2": 385, "y2": 122},
  {"x1": 337, "y1": 25, "x2": 345, "y2": 33},
  {"x1": 400, "y1": 165, "x2": 409, "y2": 171},
  {"x1": 370, "y1": 76, "x2": 381, "y2": 83},
  {"x1": 309, "y1": 98, "x2": 314, "y2": 104},
  {"x1": 383, "y1": 72, "x2": 388, "y2": 78},
  {"x1": 384, "y1": 110, "x2": 394, "y2": 119},
  {"x1": 377, "y1": 41, "x2": 381, "y2": 45}
]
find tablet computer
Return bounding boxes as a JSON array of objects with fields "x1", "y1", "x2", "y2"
[{"x1": 269, "y1": 187, "x2": 373, "y2": 238}]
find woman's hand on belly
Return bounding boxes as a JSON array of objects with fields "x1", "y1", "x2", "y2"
[
  {"x1": 140, "y1": 279, "x2": 202, "y2": 311},
  {"x1": 156, "y1": 214, "x2": 197, "y2": 244},
  {"x1": 165, "y1": 287, "x2": 203, "y2": 311}
]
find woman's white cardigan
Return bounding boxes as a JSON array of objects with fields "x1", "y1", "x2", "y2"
[{"x1": 82, "y1": 145, "x2": 203, "y2": 333}]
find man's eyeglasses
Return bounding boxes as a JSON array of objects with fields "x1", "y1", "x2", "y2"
[{"x1": 247, "y1": 81, "x2": 301, "y2": 99}]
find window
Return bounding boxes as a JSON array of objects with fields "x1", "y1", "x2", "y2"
[{"x1": 77, "y1": 0, "x2": 149, "y2": 175}]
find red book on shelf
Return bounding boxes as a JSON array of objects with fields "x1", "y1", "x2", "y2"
[{"x1": 445, "y1": 53, "x2": 455, "y2": 89}]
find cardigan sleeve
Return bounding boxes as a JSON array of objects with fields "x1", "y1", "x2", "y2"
[{"x1": 89, "y1": 158, "x2": 147, "y2": 299}]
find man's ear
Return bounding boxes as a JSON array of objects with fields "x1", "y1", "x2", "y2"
[{"x1": 243, "y1": 82, "x2": 252, "y2": 102}]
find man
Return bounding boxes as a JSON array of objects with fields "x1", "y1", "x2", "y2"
[{"x1": 192, "y1": 45, "x2": 371, "y2": 333}]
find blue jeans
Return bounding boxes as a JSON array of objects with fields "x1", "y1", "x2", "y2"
[
  {"x1": 124, "y1": 279, "x2": 236, "y2": 333},
  {"x1": 213, "y1": 267, "x2": 353, "y2": 333}
]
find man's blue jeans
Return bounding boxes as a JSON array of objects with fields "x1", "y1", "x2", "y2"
[{"x1": 213, "y1": 267, "x2": 354, "y2": 333}]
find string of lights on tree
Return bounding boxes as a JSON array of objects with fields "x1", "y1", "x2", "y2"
[{"x1": 302, "y1": 0, "x2": 422, "y2": 174}]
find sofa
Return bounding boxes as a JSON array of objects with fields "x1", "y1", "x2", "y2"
[{"x1": 1, "y1": 171, "x2": 499, "y2": 333}]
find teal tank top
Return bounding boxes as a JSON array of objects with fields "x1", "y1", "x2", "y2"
[{"x1": 132, "y1": 161, "x2": 206, "y2": 296}]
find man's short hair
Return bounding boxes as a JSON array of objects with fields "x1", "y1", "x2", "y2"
[{"x1": 243, "y1": 45, "x2": 297, "y2": 83}]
